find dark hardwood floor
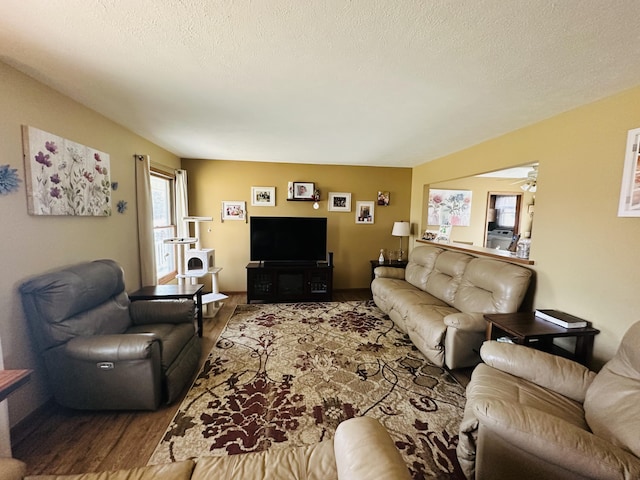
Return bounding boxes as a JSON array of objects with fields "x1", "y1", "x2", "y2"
[{"x1": 11, "y1": 289, "x2": 471, "y2": 475}]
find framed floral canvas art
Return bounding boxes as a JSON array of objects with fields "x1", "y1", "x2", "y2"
[
  {"x1": 427, "y1": 189, "x2": 472, "y2": 226},
  {"x1": 22, "y1": 126, "x2": 111, "y2": 216},
  {"x1": 618, "y1": 127, "x2": 640, "y2": 217}
]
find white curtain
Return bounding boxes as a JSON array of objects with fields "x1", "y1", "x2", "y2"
[
  {"x1": 175, "y1": 169, "x2": 189, "y2": 238},
  {"x1": 135, "y1": 154, "x2": 157, "y2": 286}
]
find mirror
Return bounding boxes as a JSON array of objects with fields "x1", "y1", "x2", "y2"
[{"x1": 422, "y1": 163, "x2": 538, "y2": 249}]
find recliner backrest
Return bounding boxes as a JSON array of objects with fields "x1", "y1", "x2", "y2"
[
  {"x1": 423, "y1": 251, "x2": 472, "y2": 305},
  {"x1": 584, "y1": 321, "x2": 640, "y2": 458},
  {"x1": 404, "y1": 246, "x2": 443, "y2": 291},
  {"x1": 19, "y1": 259, "x2": 132, "y2": 352},
  {"x1": 453, "y1": 258, "x2": 532, "y2": 314}
]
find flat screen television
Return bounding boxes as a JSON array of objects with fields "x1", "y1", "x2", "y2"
[{"x1": 250, "y1": 216, "x2": 327, "y2": 264}]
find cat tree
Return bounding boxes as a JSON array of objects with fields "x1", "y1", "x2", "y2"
[{"x1": 163, "y1": 216, "x2": 227, "y2": 318}]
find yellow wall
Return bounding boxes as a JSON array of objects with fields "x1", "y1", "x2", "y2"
[
  {"x1": 410, "y1": 85, "x2": 640, "y2": 366},
  {"x1": 182, "y1": 159, "x2": 412, "y2": 291},
  {"x1": 0, "y1": 62, "x2": 181, "y2": 428}
]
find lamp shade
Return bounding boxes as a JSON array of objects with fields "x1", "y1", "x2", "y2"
[{"x1": 391, "y1": 221, "x2": 410, "y2": 237}]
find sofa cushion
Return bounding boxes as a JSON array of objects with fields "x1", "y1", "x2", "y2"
[
  {"x1": 25, "y1": 460, "x2": 195, "y2": 480},
  {"x1": 1, "y1": 458, "x2": 27, "y2": 480},
  {"x1": 191, "y1": 440, "x2": 337, "y2": 480},
  {"x1": 370, "y1": 277, "x2": 420, "y2": 313},
  {"x1": 464, "y1": 363, "x2": 589, "y2": 430},
  {"x1": 404, "y1": 246, "x2": 443, "y2": 290},
  {"x1": 334, "y1": 416, "x2": 412, "y2": 480},
  {"x1": 584, "y1": 321, "x2": 640, "y2": 458},
  {"x1": 405, "y1": 303, "x2": 457, "y2": 366},
  {"x1": 372, "y1": 277, "x2": 447, "y2": 332},
  {"x1": 453, "y1": 258, "x2": 532, "y2": 314},
  {"x1": 423, "y1": 251, "x2": 471, "y2": 305}
]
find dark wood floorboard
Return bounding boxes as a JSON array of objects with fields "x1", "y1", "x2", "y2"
[{"x1": 11, "y1": 289, "x2": 471, "y2": 475}]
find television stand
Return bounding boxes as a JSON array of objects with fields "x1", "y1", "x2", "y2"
[{"x1": 246, "y1": 262, "x2": 333, "y2": 303}]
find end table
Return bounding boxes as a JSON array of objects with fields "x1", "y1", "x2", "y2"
[
  {"x1": 129, "y1": 284, "x2": 204, "y2": 337},
  {"x1": 484, "y1": 312, "x2": 600, "y2": 365}
]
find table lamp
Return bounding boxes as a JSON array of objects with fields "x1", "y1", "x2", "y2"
[{"x1": 391, "y1": 221, "x2": 410, "y2": 261}]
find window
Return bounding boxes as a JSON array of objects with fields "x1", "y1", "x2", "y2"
[
  {"x1": 494, "y1": 195, "x2": 517, "y2": 228},
  {"x1": 151, "y1": 170, "x2": 176, "y2": 283}
]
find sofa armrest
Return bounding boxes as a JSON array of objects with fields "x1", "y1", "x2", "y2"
[
  {"x1": 334, "y1": 417, "x2": 411, "y2": 480},
  {"x1": 373, "y1": 266, "x2": 406, "y2": 280},
  {"x1": 480, "y1": 341, "x2": 596, "y2": 402},
  {"x1": 65, "y1": 334, "x2": 160, "y2": 362},
  {"x1": 0, "y1": 458, "x2": 26, "y2": 480},
  {"x1": 444, "y1": 312, "x2": 486, "y2": 332},
  {"x1": 474, "y1": 399, "x2": 640, "y2": 480},
  {"x1": 130, "y1": 299, "x2": 195, "y2": 325}
]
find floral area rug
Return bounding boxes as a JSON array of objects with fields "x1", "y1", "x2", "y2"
[{"x1": 149, "y1": 301, "x2": 466, "y2": 479}]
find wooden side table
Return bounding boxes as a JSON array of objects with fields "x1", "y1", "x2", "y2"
[
  {"x1": 370, "y1": 260, "x2": 408, "y2": 282},
  {"x1": 129, "y1": 284, "x2": 204, "y2": 337},
  {"x1": 0, "y1": 369, "x2": 32, "y2": 402},
  {"x1": 484, "y1": 312, "x2": 600, "y2": 365}
]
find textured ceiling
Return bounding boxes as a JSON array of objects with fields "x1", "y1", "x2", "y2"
[{"x1": 2, "y1": 1, "x2": 640, "y2": 167}]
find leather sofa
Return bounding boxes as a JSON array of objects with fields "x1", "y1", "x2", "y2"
[
  {"x1": 19, "y1": 259, "x2": 201, "y2": 410},
  {"x1": 371, "y1": 245, "x2": 532, "y2": 369},
  {"x1": 457, "y1": 321, "x2": 640, "y2": 480},
  {"x1": 0, "y1": 417, "x2": 411, "y2": 480}
]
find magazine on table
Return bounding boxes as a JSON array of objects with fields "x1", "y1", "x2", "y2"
[{"x1": 535, "y1": 309, "x2": 588, "y2": 328}]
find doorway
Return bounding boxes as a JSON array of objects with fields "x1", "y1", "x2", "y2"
[{"x1": 484, "y1": 193, "x2": 523, "y2": 249}]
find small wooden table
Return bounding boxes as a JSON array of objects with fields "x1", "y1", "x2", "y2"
[
  {"x1": 0, "y1": 369, "x2": 32, "y2": 402},
  {"x1": 129, "y1": 284, "x2": 204, "y2": 337},
  {"x1": 484, "y1": 312, "x2": 600, "y2": 365}
]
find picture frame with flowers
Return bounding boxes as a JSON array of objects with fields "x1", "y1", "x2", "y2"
[{"x1": 22, "y1": 125, "x2": 111, "y2": 216}]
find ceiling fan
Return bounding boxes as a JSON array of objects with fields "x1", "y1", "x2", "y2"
[{"x1": 510, "y1": 165, "x2": 538, "y2": 192}]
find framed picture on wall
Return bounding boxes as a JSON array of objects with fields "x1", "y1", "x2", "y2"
[
  {"x1": 251, "y1": 186, "x2": 276, "y2": 206},
  {"x1": 221, "y1": 201, "x2": 246, "y2": 221},
  {"x1": 377, "y1": 191, "x2": 390, "y2": 206},
  {"x1": 427, "y1": 189, "x2": 472, "y2": 226},
  {"x1": 355, "y1": 201, "x2": 375, "y2": 224},
  {"x1": 292, "y1": 182, "x2": 315, "y2": 200},
  {"x1": 328, "y1": 192, "x2": 351, "y2": 212},
  {"x1": 22, "y1": 125, "x2": 112, "y2": 216},
  {"x1": 618, "y1": 127, "x2": 640, "y2": 217}
]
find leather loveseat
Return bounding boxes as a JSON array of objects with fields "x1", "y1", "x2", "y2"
[
  {"x1": 19, "y1": 259, "x2": 201, "y2": 410},
  {"x1": 0, "y1": 417, "x2": 411, "y2": 480},
  {"x1": 457, "y1": 321, "x2": 640, "y2": 480},
  {"x1": 371, "y1": 245, "x2": 532, "y2": 369}
]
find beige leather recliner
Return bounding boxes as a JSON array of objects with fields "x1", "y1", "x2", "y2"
[
  {"x1": 19, "y1": 259, "x2": 201, "y2": 410},
  {"x1": 457, "y1": 321, "x2": 640, "y2": 480}
]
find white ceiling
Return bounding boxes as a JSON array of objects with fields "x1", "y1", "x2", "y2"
[{"x1": 2, "y1": 1, "x2": 640, "y2": 167}]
